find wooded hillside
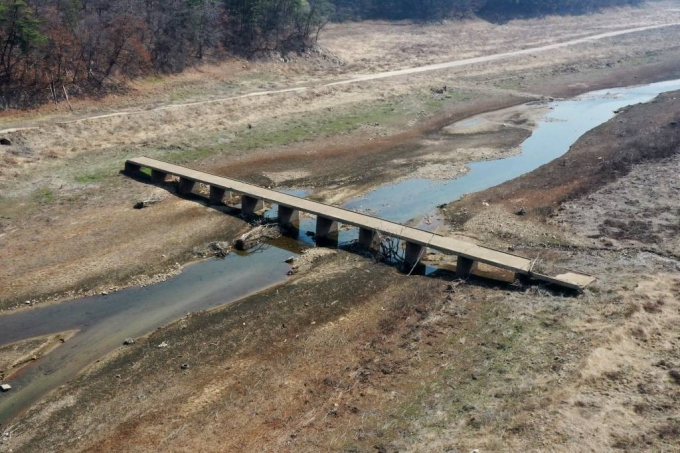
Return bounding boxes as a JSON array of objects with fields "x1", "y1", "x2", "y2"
[{"x1": 0, "y1": 0, "x2": 643, "y2": 109}]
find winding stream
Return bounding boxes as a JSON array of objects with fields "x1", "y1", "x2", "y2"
[{"x1": 2, "y1": 79, "x2": 680, "y2": 425}]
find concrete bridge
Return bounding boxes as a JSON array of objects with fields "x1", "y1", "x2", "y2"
[{"x1": 125, "y1": 157, "x2": 595, "y2": 290}]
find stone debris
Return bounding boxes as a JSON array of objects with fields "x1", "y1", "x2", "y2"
[
  {"x1": 235, "y1": 225, "x2": 281, "y2": 251},
  {"x1": 123, "y1": 338, "x2": 135, "y2": 345},
  {"x1": 0, "y1": 384, "x2": 11, "y2": 392},
  {"x1": 194, "y1": 241, "x2": 231, "y2": 258},
  {"x1": 157, "y1": 341, "x2": 169, "y2": 348},
  {"x1": 133, "y1": 198, "x2": 161, "y2": 209}
]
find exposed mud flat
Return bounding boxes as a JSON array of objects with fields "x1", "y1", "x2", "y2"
[
  {"x1": 555, "y1": 153, "x2": 680, "y2": 257},
  {"x1": 445, "y1": 88, "x2": 680, "y2": 228},
  {"x1": 3, "y1": 6, "x2": 680, "y2": 451}
]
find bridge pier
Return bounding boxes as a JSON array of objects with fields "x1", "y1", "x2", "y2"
[
  {"x1": 316, "y1": 216, "x2": 338, "y2": 246},
  {"x1": 241, "y1": 195, "x2": 264, "y2": 218},
  {"x1": 278, "y1": 205, "x2": 300, "y2": 234},
  {"x1": 152, "y1": 169, "x2": 169, "y2": 183},
  {"x1": 404, "y1": 241, "x2": 425, "y2": 270},
  {"x1": 456, "y1": 256, "x2": 477, "y2": 279},
  {"x1": 209, "y1": 186, "x2": 229, "y2": 204},
  {"x1": 178, "y1": 177, "x2": 195, "y2": 195},
  {"x1": 125, "y1": 162, "x2": 141, "y2": 176},
  {"x1": 358, "y1": 227, "x2": 379, "y2": 250}
]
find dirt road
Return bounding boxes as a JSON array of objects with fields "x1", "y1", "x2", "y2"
[
  {"x1": 2, "y1": 22, "x2": 678, "y2": 134},
  {"x1": 328, "y1": 23, "x2": 680, "y2": 85}
]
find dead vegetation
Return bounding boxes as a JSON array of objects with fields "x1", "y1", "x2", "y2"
[{"x1": 2, "y1": 4, "x2": 680, "y2": 452}]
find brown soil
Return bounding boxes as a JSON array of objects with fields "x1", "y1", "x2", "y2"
[{"x1": 3, "y1": 5, "x2": 680, "y2": 452}]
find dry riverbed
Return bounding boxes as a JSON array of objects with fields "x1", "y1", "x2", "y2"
[
  {"x1": 2, "y1": 5, "x2": 680, "y2": 451},
  {"x1": 2, "y1": 85, "x2": 680, "y2": 453}
]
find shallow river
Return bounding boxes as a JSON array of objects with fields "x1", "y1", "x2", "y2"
[{"x1": 2, "y1": 79, "x2": 680, "y2": 425}]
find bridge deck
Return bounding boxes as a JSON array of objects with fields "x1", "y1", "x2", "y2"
[{"x1": 126, "y1": 157, "x2": 595, "y2": 290}]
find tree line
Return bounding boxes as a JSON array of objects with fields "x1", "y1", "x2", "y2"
[
  {"x1": 332, "y1": 0, "x2": 643, "y2": 21},
  {"x1": 1, "y1": 0, "x2": 643, "y2": 109},
  {"x1": 0, "y1": 0, "x2": 331, "y2": 108}
]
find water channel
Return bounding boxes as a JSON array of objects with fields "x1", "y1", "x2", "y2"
[{"x1": 2, "y1": 79, "x2": 680, "y2": 425}]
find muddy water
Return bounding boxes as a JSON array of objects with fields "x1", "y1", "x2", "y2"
[
  {"x1": 0, "y1": 245, "x2": 294, "y2": 424},
  {"x1": 2, "y1": 79, "x2": 680, "y2": 425},
  {"x1": 345, "y1": 79, "x2": 680, "y2": 224}
]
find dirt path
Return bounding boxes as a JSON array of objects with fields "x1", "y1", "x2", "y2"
[
  {"x1": 328, "y1": 23, "x2": 680, "y2": 85},
  {"x1": 1, "y1": 23, "x2": 678, "y2": 135}
]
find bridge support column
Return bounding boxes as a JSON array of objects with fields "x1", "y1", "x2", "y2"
[
  {"x1": 152, "y1": 169, "x2": 169, "y2": 183},
  {"x1": 404, "y1": 241, "x2": 425, "y2": 270},
  {"x1": 456, "y1": 256, "x2": 477, "y2": 279},
  {"x1": 178, "y1": 177, "x2": 195, "y2": 195},
  {"x1": 241, "y1": 195, "x2": 264, "y2": 218},
  {"x1": 278, "y1": 205, "x2": 300, "y2": 234},
  {"x1": 358, "y1": 228, "x2": 379, "y2": 250},
  {"x1": 209, "y1": 186, "x2": 227, "y2": 204},
  {"x1": 124, "y1": 162, "x2": 141, "y2": 176},
  {"x1": 316, "y1": 216, "x2": 338, "y2": 246}
]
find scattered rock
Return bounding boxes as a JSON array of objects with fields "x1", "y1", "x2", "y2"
[
  {"x1": 0, "y1": 138, "x2": 11, "y2": 146},
  {"x1": 208, "y1": 241, "x2": 230, "y2": 257},
  {"x1": 134, "y1": 198, "x2": 160, "y2": 209},
  {"x1": 157, "y1": 341, "x2": 169, "y2": 348},
  {"x1": 235, "y1": 225, "x2": 281, "y2": 250},
  {"x1": 669, "y1": 369, "x2": 680, "y2": 385},
  {"x1": 181, "y1": 363, "x2": 190, "y2": 370},
  {"x1": 123, "y1": 338, "x2": 135, "y2": 345},
  {"x1": 515, "y1": 206, "x2": 527, "y2": 216},
  {"x1": 285, "y1": 256, "x2": 296, "y2": 264},
  {"x1": 0, "y1": 384, "x2": 11, "y2": 392}
]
